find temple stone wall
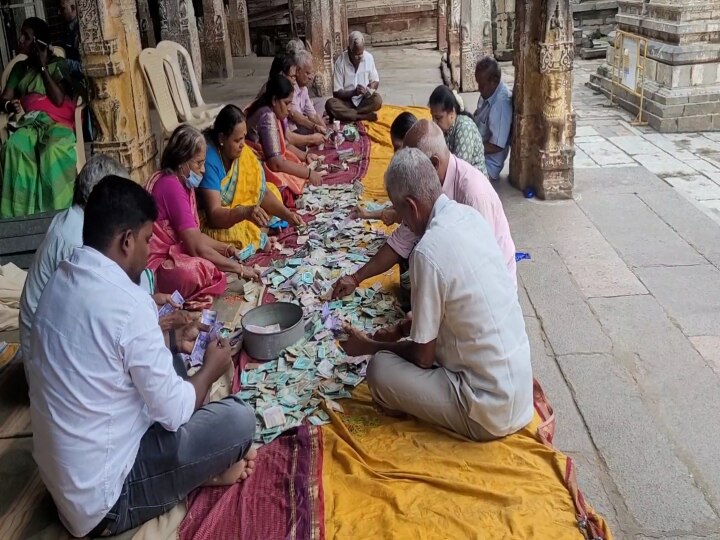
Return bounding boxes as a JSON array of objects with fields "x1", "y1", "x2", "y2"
[
  {"x1": 588, "y1": 0, "x2": 720, "y2": 132},
  {"x1": 347, "y1": 0, "x2": 439, "y2": 46}
]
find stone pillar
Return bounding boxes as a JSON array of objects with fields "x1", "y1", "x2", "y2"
[
  {"x1": 304, "y1": 0, "x2": 347, "y2": 96},
  {"x1": 438, "y1": 0, "x2": 448, "y2": 51},
  {"x1": 331, "y1": 0, "x2": 348, "y2": 62},
  {"x1": 78, "y1": 0, "x2": 157, "y2": 182},
  {"x1": 158, "y1": 0, "x2": 203, "y2": 83},
  {"x1": 493, "y1": 0, "x2": 515, "y2": 61},
  {"x1": 588, "y1": 0, "x2": 720, "y2": 132},
  {"x1": 198, "y1": 0, "x2": 233, "y2": 79},
  {"x1": 136, "y1": 0, "x2": 156, "y2": 49},
  {"x1": 445, "y1": 0, "x2": 493, "y2": 91},
  {"x1": 510, "y1": 0, "x2": 576, "y2": 199},
  {"x1": 226, "y1": 0, "x2": 252, "y2": 57}
]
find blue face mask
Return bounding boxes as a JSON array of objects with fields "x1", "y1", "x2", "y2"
[{"x1": 185, "y1": 169, "x2": 203, "y2": 189}]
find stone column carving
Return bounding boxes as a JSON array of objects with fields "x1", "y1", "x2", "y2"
[
  {"x1": 588, "y1": 0, "x2": 720, "y2": 132},
  {"x1": 198, "y1": 0, "x2": 234, "y2": 79},
  {"x1": 445, "y1": 0, "x2": 493, "y2": 91},
  {"x1": 438, "y1": 0, "x2": 448, "y2": 51},
  {"x1": 303, "y1": 0, "x2": 338, "y2": 96},
  {"x1": 510, "y1": 0, "x2": 575, "y2": 199},
  {"x1": 136, "y1": 0, "x2": 156, "y2": 49},
  {"x1": 78, "y1": 0, "x2": 157, "y2": 182},
  {"x1": 158, "y1": 0, "x2": 203, "y2": 83},
  {"x1": 331, "y1": 0, "x2": 348, "y2": 63},
  {"x1": 493, "y1": 0, "x2": 515, "y2": 61},
  {"x1": 226, "y1": 0, "x2": 252, "y2": 57}
]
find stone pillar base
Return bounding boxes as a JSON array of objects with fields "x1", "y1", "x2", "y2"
[{"x1": 588, "y1": 64, "x2": 720, "y2": 132}]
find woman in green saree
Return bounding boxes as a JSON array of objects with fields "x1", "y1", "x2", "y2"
[{"x1": 0, "y1": 17, "x2": 78, "y2": 218}]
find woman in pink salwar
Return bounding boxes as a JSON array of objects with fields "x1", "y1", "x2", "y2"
[{"x1": 146, "y1": 125, "x2": 259, "y2": 309}]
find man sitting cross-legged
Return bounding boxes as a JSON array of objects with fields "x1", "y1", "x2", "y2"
[
  {"x1": 340, "y1": 148, "x2": 533, "y2": 441},
  {"x1": 26, "y1": 176, "x2": 257, "y2": 538},
  {"x1": 325, "y1": 31, "x2": 382, "y2": 122}
]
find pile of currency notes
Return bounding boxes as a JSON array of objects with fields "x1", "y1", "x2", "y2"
[{"x1": 239, "y1": 183, "x2": 404, "y2": 444}]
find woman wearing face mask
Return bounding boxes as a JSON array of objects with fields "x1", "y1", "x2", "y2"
[
  {"x1": 245, "y1": 74, "x2": 323, "y2": 197},
  {"x1": 145, "y1": 125, "x2": 260, "y2": 310},
  {"x1": 428, "y1": 85, "x2": 488, "y2": 177},
  {"x1": 198, "y1": 105, "x2": 303, "y2": 260}
]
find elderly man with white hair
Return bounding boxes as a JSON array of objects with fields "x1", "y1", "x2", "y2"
[
  {"x1": 332, "y1": 119, "x2": 516, "y2": 301},
  {"x1": 288, "y1": 49, "x2": 327, "y2": 136},
  {"x1": 19, "y1": 155, "x2": 128, "y2": 360},
  {"x1": 340, "y1": 148, "x2": 533, "y2": 441},
  {"x1": 325, "y1": 31, "x2": 382, "y2": 122}
]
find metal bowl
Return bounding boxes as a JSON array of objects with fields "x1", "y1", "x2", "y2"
[{"x1": 241, "y1": 302, "x2": 305, "y2": 360}]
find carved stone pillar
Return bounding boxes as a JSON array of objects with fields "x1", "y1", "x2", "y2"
[
  {"x1": 438, "y1": 0, "x2": 448, "y2": 52},
  {"x1": 446, "y1": 0, "x2": 493, "y2": 91},
  {"x1": 158, "y1": 0, "x2": 203, "y2": 83},
  {"x1": 198, "y1": 0, "x2": 234, "y2": 79},
  {"x1": 331, "y1": 0, "x2": 348, "y2": 62},
  {"x1": 78, "y1": 0, "x2": 157, "y2": 182},
  {"x1": 136, "y1": 0, "x2": 156, "y2": 49},
  {"x1": 226, "y1": 0, "x2": 252, "y2": 57},
  {"x1": 303, "y1": 0, "x2": 332, "y2": 96},
  {"x1": 510, "y1": 0, "x2": 575, "y2": 199},
  {"x1": 493, "y1": 0, "x2": 515, "y2": 61}
]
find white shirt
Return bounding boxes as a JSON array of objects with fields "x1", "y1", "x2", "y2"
[
  {"x1": 333, "y1": 50, "x2": 379, "y2": 107},
  {"x1": 19, "y1": 205, "x2": 84, "y2": 361},
  {"x1": 410, "y1": 195, "x2": 533, "y2": 436},
  {"x1": 26, "y1": 246, "x2": 196, "y2": 537}
]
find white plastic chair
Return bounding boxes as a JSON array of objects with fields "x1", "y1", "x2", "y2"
[
  {"x1": 0, "y1": 47, "x2": 86, "y2": 172},
  {"x1": 156, "y1": 41, "x2": 223, "y2": 120},
  {"x1": 139, "y1": 48, "x2": 212, "y2": 141}
]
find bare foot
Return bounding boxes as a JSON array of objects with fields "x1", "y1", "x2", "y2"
[{"x1": 203, "y1": 446, "x2": 258, "y2": 486}]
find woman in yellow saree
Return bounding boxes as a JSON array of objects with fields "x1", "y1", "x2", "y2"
[{"x1": 198, "y1": 105, "x2": 304, "y2": 260}]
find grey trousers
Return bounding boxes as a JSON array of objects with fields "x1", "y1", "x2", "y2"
[
  {"x1": 366, "y1": 350, "x2": 497, "y2": 442},
  {"x1": 90, "y1": 395, "x2": 256, "y2": 537}
]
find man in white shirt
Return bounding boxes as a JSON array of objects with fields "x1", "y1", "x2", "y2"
[
  {"x1": 340, "y1": 149, "x2": 533, "y2": 441},
  {"x1": 325, "y1": 31, "x2": 382, "y2": 122},
  {"x1": 19, "y1": 155, "x2": 126, "y2": 362},
  {"x1": 26, "y1": 176, "x2": 257, "y2": 538}
]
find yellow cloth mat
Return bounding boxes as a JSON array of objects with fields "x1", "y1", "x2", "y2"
[
  {"x1": 357, "y1": 105, "x2": 431, "y2": 292},
  {"x1": 361, "y1": 105, "x2": 432, "y2": 203},
  {"x1": 322, "y1": 385, "x2": 611, "y2": 540},
  {"x1": 322, "y1": 107, "x2": 612, "y2": 539}
]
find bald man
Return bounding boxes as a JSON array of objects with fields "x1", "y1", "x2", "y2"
[
  {"x1": 333, "y1": 120, "x2": 516, "y2": 300},
  {"x1": 326, "y1": 31, "x2": 382, "y2": 122}
]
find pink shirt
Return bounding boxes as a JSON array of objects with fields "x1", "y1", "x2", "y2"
[
  {"x1": 288, "y1": 84, "x2": 317, "y2": 131},
  {"x1": 387, "y1": 155, "x2": 517, "y2": 285},
  {"x1": 150, "y1": 173, "x2": 199, "y2": 233}
]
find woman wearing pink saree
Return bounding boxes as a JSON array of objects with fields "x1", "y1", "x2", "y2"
[{"x1": 146, "y1": 125, "x2": 259, "y2": 309}]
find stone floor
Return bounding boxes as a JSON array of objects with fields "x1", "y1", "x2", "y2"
[{"x1": 201, "y1": 47, "x2": 720, "y2": 539}]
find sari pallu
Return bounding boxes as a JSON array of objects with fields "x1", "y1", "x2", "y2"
[
  {"x1": 246, "y1": 107, "x2": 307, "y2": 197},
  {"x1": 1, "y1": 58, "x2": 78, "y2": 218},
  {"x1": 201, "y1": 145, "x2": 284, "y2": 260},
  {"x1": 146, "y1": 172, "x2": 227, "y2": 310}
]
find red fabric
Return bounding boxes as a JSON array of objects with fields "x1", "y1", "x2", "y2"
[
  {"x1": 146, "y1": 172, "x2": 227, "y2": 309},
  {"x1": 314, "y1": 121, "x2": 371, "y2": 186},
  {"x1": 21, "y1": 93, "x2": 75, "y2": 129},
  {"x1": 179, "y1": 426, "x2": 325, "y2": 540}
]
